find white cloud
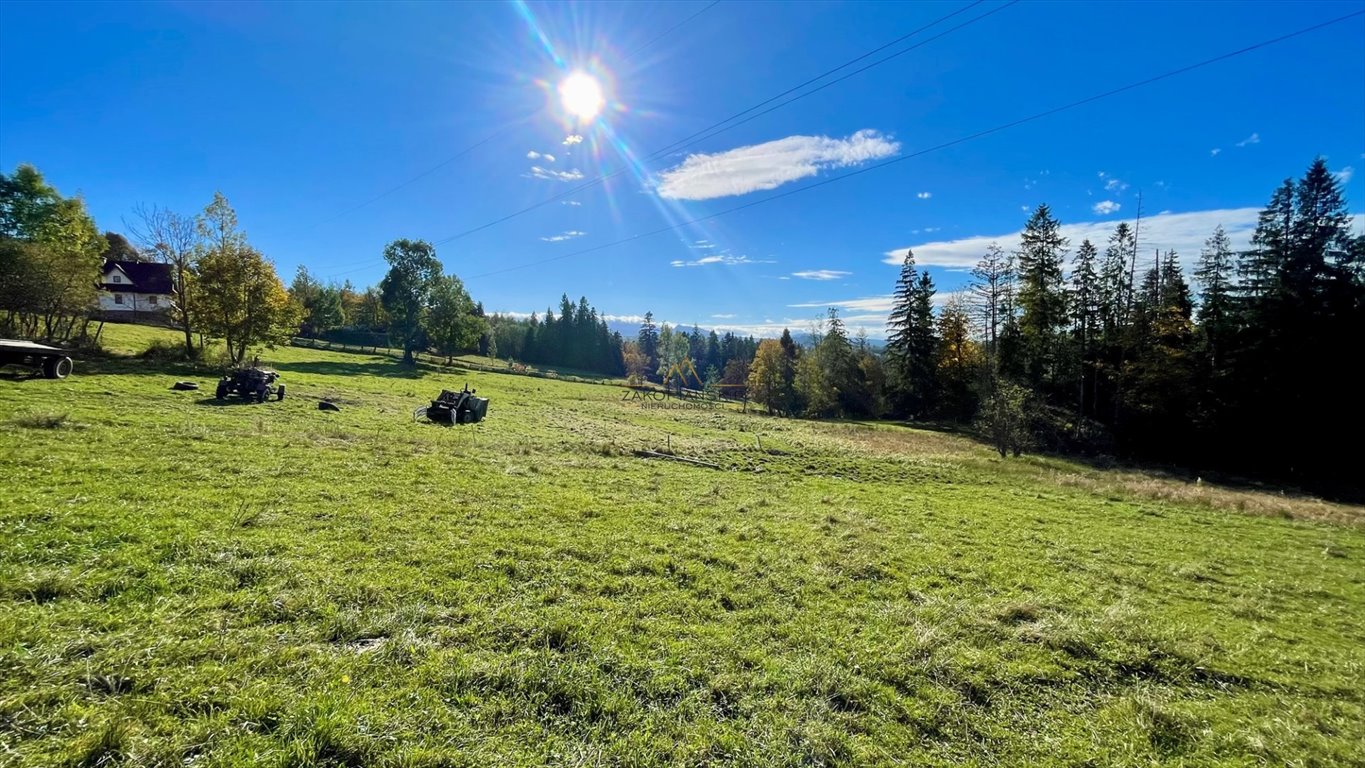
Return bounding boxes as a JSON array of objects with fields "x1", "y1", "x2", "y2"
[
  {"x1": 1210, "y1": 148, "x2": 1222, "y2": 157},
  {"x1": 529, "y1": 166, "x2": 584, "y2": 182},
  {"x1": 1236, "y1": 132, "x2": 1260, "y2": 147},
  {"x1": 711, "y1": 313, "x2": 736, "y2": 319},
  {"x1": 1092, "y1": 200, "x2": 1121, "y2": 215},
  {"x1": 1334, "y1": 166, "x2": 1355, "y2": 184},
  {"x1": 917, "y1": 191, "x2": 932, "y2": 199},
  {"x1": 1105, "y1": 178, "x2": 1128, "y2": 193},
  {"x1": 669, "y1": 253, "x2": 774, "y2": 268},
  {"x1": 881, "y1": 207, "x2": 1358, "y2": 270},
  {"x1": 561, "y1": 200, "x2": 582, "y2": 206},
  {"x1": 924, "y1": 227, "x2": 940, "y2": 233},
  {"x1": 655, "y1": 129, "x2": 899, "y2": 201},
  {"x1": 602, "y1": 314, "x2": 644, "y2": 324},
  {"x1": 563, "y1": 134, "x2": 584, "y2": 145},
  {"x1": 540, "y1": 230, "x2": 587, "y2": 242},
  {"x1": 690, "y1": 239, "x2": 717, "y2": 250},
  {"x1": 791, "y1": 269, "x2": 851, "y2": 281},
  {"x1": 527, "y1": 150, "x2": 556, "y2": 162}
]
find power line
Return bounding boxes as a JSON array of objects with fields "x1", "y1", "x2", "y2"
[
  {"x1": 430, "y1": 0, "x2": 1005, "y2": 246},
  {"x1": 623, "y1": 0, "x2": 722, "y2": 60},
  {"x1": 461, "y1": 8, "x2": 1365, "y2": 281},
  {"x1": 317, "y1": 0, "x2": 722, "y2": 229}
]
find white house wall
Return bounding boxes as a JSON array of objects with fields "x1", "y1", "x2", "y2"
[{"x1": 98, "y1": 291, "x2": 173, "y2": 313}]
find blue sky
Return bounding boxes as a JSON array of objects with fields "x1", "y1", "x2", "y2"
[{"x1": 2, "y1": 0, "x2": 1362, "y2": 337}]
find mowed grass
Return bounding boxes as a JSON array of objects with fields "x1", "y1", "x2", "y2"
[{"x1": 2, "y1": 325, "x2": 1363, "y2": 767}]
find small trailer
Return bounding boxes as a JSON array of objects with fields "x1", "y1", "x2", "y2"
[{"x1": 0, "y1": 339, "x2": 75, "y2": 379}]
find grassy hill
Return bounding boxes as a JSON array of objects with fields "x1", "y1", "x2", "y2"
[{"x1": 2, "y1": 324, "x2": 1362, "y2": 766}]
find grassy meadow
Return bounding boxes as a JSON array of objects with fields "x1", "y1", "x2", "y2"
[{"x1": 2, "y1": 324, "x2": 1363, "y2": 767}]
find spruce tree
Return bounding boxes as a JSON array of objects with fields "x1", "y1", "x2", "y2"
[{"x1": 1016, "y1": 205, "x2": 1069, "y2": 388}]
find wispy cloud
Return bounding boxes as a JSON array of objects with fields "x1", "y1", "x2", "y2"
[
  {"x1": 789, "y1": 296, "x2": 895, "y2": 313},
  {"x1": 1334, "y1": 166, "x2": 1355, "y2": 185},
  {"x1": 1092, "y1": 200, "x2": 1121, "y2": 215},
  {"x1": 690, "y1": 239, "x2": 717, "y2": 250},
  {"x1": 656, "y1": 129, "x2": 899, "y2": 201},
  {"x1": 916, "y1": 191, "x2": 932, "y2": 199},
  {"x1": 561, "y1": 200, "x2": 581, "y2": 206},
  {"x1": 1235, "y1": 132, "x2": 1260, "y2": 147},
  {"x1": 881, "y1": 208, "x2": 1365, "y2": 270},
  {"x1": 602, "y1": 313, "x2": 644, "y2": 324},
  {"x1": 540, "y1": 230, "x2": 587, "y2": 242},
  {"x1": 791, "y1": 269, "x2": 851, "y2": 281},
  {"x1": 1210, "y1": 148, "x2": 1222, "y2": 157},
  {"x1": 670, "y1": 253, "x2": 774, "y2": 268},
  {"x1": 527, "y1": 150, "x2": 557, "y2": 162},
  {"x1": 1098, "y1": 171, "x2": 1129, "y2": 193},
  {"x1": 529, "y1": 166, "x2": 584, "y2": 182},
  {"x1": 563, "y1": 134, "x2": 584, "y2": 146},
  {"x1": 711, "y1": 313, "x2": 735, "y2": 319}
]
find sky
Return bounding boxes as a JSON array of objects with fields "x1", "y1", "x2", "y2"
[{"x1": 2, "y1": 0, "x2": 1363, "y2": 338}]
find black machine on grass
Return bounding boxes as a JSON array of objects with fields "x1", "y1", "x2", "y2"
[
  {"x1": 215, "y1": 364, "x2": 285, "y2": 402},
  {"x1": 417, "y1": 384, "x2": 488, "y2": 425},
  {"x1": 0, "y1": 339, "x2": 74, "y2": 379}
]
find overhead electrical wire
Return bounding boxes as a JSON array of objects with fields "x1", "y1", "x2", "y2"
[
  {"x1": 459, "y1": 9, "x2": 1364, "y2": 280},
  {"x1": 430, "y1": 0, "x2": 1006, "y2": 245}
]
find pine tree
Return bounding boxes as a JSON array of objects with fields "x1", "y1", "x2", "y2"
[
  {"x1": 885, "y1": 250, "x2": 938, "y2": 416},
  {"x1": 637, "y1": 312, "x2": 659, "y2": 379},
  {"x1": 1070, "y1": 239, "x2": 1100, "y2": 420},
  {"x1": 1016, "y1": 205, "x2": 1069, "y2": 388}
]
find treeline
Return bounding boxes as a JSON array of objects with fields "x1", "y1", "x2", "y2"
[
  {"x1": 484, "y1": 296, "x2": 626, "y2": 375},
  {"x1": 623, "y1": 313, "x2": 760, "y2": 394},
  {"x1": 739, "y1": 157, "x2": 1361, "y2": 492}
]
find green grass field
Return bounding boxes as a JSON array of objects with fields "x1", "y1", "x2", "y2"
[{"x1": 3, "y1": 324, "x2": 1363, "y2": 767}]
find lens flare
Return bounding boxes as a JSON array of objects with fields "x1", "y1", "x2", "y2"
[{"x1": 559, "y1": 71, "x2": 605, "y2": 122}]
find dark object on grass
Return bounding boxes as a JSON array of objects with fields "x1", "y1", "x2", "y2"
[
  {"x1": 215, "y1": 362, "x2": 285, "y2": 403},
  {"x1": 417, "y1": 384, "x2": 488, "y2": 425},
  {"x1": 171, "y1": 381, "x2": 199, "y2": 391},
  {"x1": 318, "y1": 401, "x2": 341, "y2": 412},
  {"x1": 0, "y1": 339, "x2": 74, "y2": 379}
]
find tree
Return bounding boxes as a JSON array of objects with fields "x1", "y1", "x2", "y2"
[
  {"x1": 129, "y1": 203, "x2": 200, "y2": 355},
  {"x1": 0, "y1": 165, "x2": 104, "y2": 341},
  {"x1": 379, "y1": 239, "x2": 442, "y2": 363},
  {"x1": 936, "y1": 293, "x2": 981, "y2": 420},
  {"x1": 1016, "y1": 204, "x2": 1069, "y2": 388},
  {"x1": 1070, "y1": 239, "x2": 1100, "y2": 421},
  {"x1": 1194, "y1": 225, "x2": 1236, "y2": 368},
  {"x1": 101, "y1": 232, "x2": 142, "y2": 262},
  {"x1": 747, "y1": 339, "x2": 788, "y2": 415},
  {"x1": 656, "y1": 323, "x2": 692, "y2": 389},
  {"x1": 977, "y1": 380, "x2": 1033, "y2": 458},
  {"x1": 969, "y1": 242, "x2": 1014, "y2": 355},
  {"x1": 428, "y1": 273, "x2": 481, "y2": 363},
  {"x1": 637, "y1": 312, "x2": 659, "y2": 378},
  {"x1": 622, "y1": 340, "x2": 650, "y2": 384},
  {"x1": 885, "y1": 250, "x2": 938, "y2": 417},
  {"x1": 196, "y1": 243, "x2": 298, "y2": 364}
]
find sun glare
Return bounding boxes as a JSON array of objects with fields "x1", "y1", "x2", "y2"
[{"x1": 559, "y1": 71, "x2": 604, "y2": 122}]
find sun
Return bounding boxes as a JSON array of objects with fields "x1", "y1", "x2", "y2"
[{"x1": 559, "y1": 71, "x2": 604, "y2": 122}]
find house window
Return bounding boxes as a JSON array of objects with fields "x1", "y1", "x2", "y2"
[
  {"x1": 112, "y1": 275, "x2": 121, "y2": 283},
  {"x1": 114, "y1": 294, "x2": 123, "y2": 305},
  {"x1": 148, "y1": 295, "x2": 158, "y2": 306}
]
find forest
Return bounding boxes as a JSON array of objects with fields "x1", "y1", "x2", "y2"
[{"x1": 3, "y1": 158, "x2": 1361, "y2": 493}]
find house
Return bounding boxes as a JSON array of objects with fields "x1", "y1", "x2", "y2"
[{"x1": 98, "y1": 260, "x2": 175, "y2": 319}]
